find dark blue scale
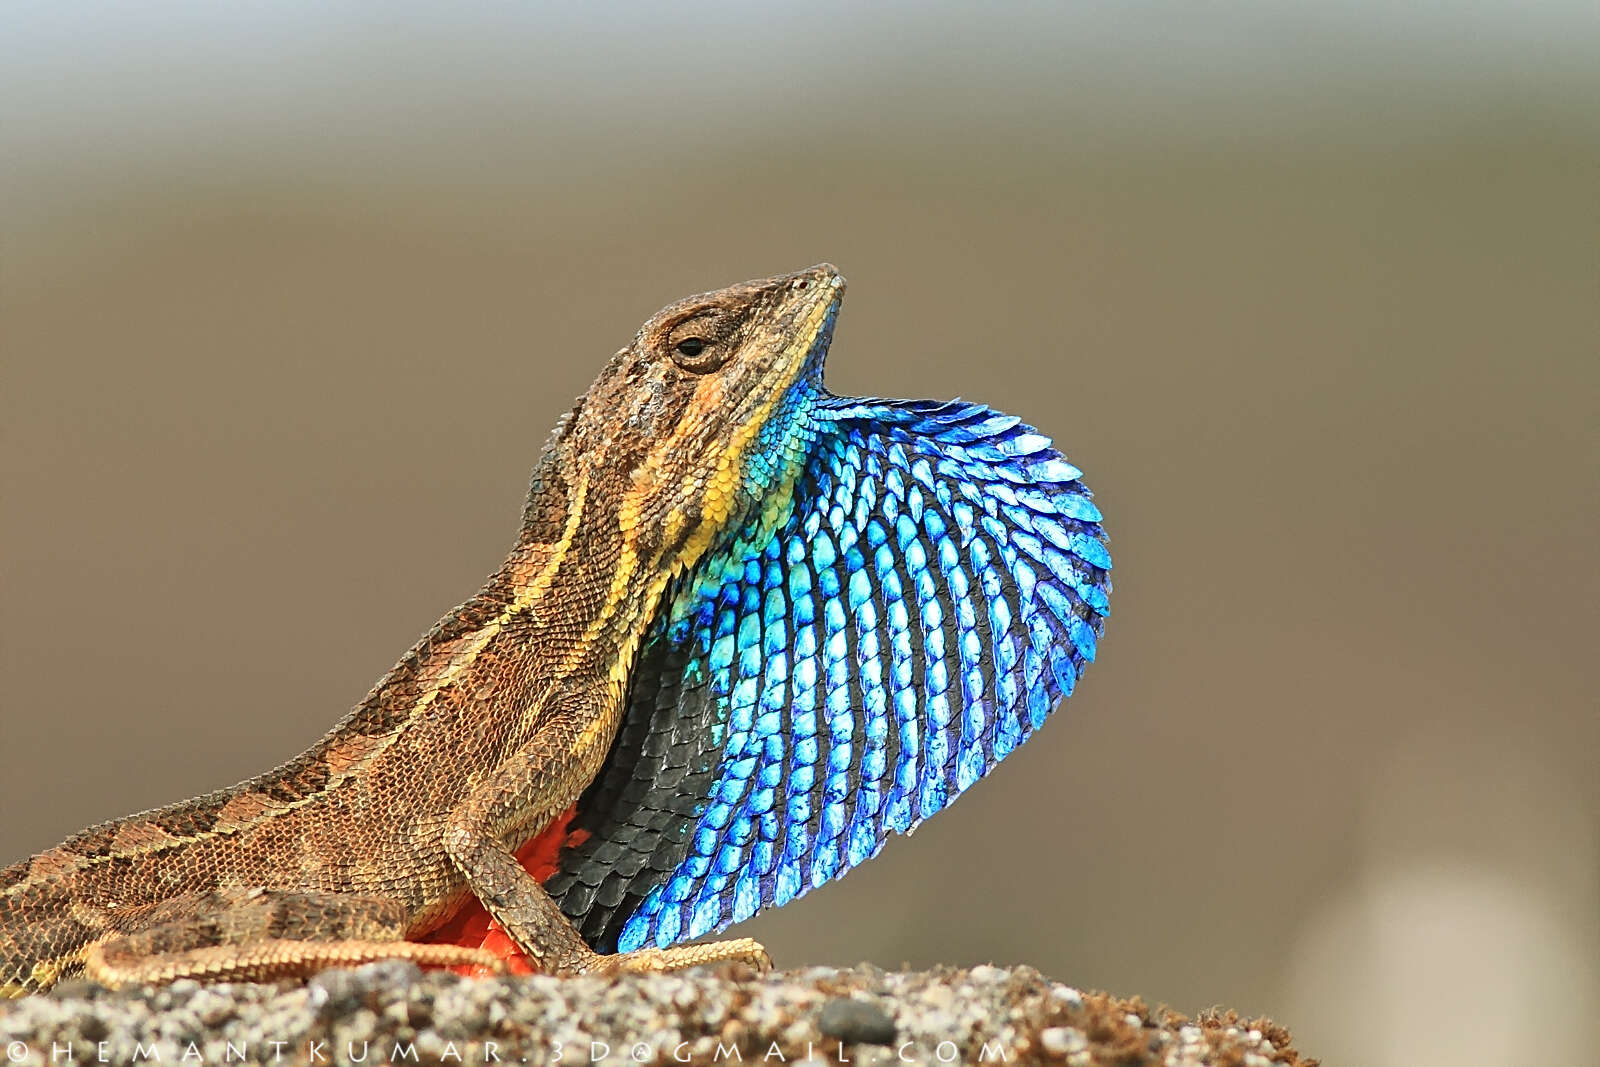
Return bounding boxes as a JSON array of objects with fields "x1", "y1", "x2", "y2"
[{"x1": 542, "y1": 382, "x2": 1111, "y2": 954}]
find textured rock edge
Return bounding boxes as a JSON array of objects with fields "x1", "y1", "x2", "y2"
[{"x1": 0, "y1": 964, "x2": 1316, "y2": 1066}]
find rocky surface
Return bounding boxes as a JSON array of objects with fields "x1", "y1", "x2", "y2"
[{"x1": 0, "y1": 964, "x2": 1316, "y2": 1066}]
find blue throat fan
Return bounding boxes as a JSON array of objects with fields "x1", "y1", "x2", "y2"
[{"x1": 544, "y1": 387, "x2": 1111, "y2": 953}]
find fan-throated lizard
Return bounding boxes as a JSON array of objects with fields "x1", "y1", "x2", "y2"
[{"x1": 2, "y1": 265, "x2": 1111, "y2": 996}]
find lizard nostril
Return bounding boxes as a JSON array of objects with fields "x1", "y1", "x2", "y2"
[{"x1": 792, "y1": 279, "x2": 809, "y2": 290}]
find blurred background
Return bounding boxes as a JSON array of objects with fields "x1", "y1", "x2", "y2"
[{"x1": 3, "y1": 3, "x2": 1595, "y2": 1062}]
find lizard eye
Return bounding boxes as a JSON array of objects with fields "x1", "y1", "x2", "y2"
[
  {"x1": 664, "y1": 307, "x2": 735, "y2": 372},
  {"x1": 669, "y1": 334, "x2": 727, "y2": 373}
]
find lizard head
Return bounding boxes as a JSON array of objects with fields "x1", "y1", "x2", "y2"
[{"x1": 525, "y1": 264, "x2": 844, "y2": 581}]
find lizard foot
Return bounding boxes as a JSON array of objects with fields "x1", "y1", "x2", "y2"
[{"x1": 584, "y1": 938, "x2": 771, "y2": 976}]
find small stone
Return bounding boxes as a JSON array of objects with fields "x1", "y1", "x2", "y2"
[
  {"x1": 1049, "y1": 984, "x2": 1083, "y2": 1008},
  {"x1": 406, "y1": 996, "x2": 434, "y2": 1029},
  {"x1": 193, "y1": 992, "x2": 236, "y2": 1028},
  {"x1": 1039, "y1": 1027, "x2": 1087, "y2": 1056},
  {"x1": 967, "y1": 964, "x2": 1006, "y2": 983},
  {"x1": 308, "y1": 969, "x2": 364, "y2": 1019},
  {"x1": 817, "y1": 998, "x2": 897, "y2": 1046}
]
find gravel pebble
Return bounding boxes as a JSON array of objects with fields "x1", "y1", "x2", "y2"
[
  {"x1": 1039, "y1": 1025, "x2": 1087, "y2": 1055},
  {"x1": 817, "y1": 997, "x2": 896, "y2": 1045}
]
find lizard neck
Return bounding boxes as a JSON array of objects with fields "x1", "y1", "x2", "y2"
[
  {"x1": 509, "y1": 435, "x2": 809, "y2": 710},
  {"x1": 502, "y1": 465, "x2": 676, "y2": 710}
]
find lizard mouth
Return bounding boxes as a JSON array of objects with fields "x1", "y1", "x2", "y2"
[
  {"x1": 760, "y1": 263, "x2": 845, "y2": 403},
  {"x1": 725, "y1": 263, "x2": 844, "y2": 476},
  {"x1": 767, "y1": 264, "x2": 844, "y2": 366}
]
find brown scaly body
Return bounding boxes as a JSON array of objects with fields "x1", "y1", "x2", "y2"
[{"x1": 1, "y1": 265, "x2": 845, "y2": 996}]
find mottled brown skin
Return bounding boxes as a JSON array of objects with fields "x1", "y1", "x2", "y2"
[{"x1": 0, "y1": 265, "x2": 846, "y2": 996}]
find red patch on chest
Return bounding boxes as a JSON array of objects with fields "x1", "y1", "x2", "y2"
[{"x1": 418, "y1": 805, "x2": 590, "y2": 976}]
